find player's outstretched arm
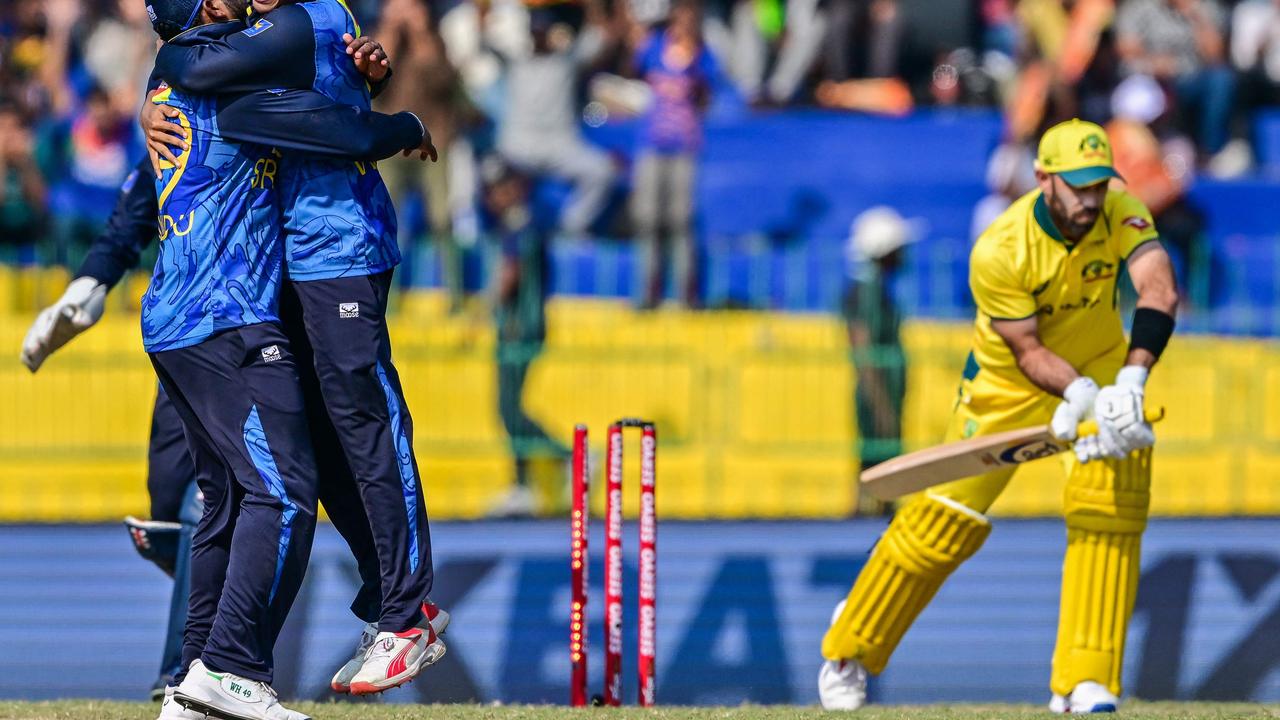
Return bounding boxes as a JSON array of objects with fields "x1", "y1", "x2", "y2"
[
  {"x1": 217, "y1": 89, "x2": 434, "y2": 162},
  {"x1": 20, "y1": 159, "x2": 158, "y2": 372}
]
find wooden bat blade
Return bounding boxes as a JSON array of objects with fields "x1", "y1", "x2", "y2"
[{"x1": 859, "y1": 424, "x2": 1070, "y2": 500}]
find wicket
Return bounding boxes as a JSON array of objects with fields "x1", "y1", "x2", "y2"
[{"x1": 570, "y1": 419, "x2": 658, "y2": 707}]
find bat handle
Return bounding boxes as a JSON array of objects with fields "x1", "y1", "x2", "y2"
[{"x1": 1076, "y1": 407, "x2": 1165, "y2": 438}]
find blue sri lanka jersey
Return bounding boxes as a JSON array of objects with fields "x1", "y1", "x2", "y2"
[
  {"x1": 153, "y1": 0, "x2": 401, "y2": 281},
  {"x1": 141, "y1": 86, "x2": 281, "y2": 352}
]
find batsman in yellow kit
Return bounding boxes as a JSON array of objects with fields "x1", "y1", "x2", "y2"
[{"x1": 818, "y1": 120, "x2": 1179, "y2": 713}]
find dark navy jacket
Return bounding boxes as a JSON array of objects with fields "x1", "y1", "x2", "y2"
[
  {"x1": 154, "y1": 2, "x2": 404, "y2": 280},
  {"x1": 82, "y1": 20, "x2": 421, "y2": 313}
]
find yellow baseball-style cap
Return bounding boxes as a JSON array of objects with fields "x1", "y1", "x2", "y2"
[{"x1": 1036, "y1": 119, "x2": 1123, "y2": 188}]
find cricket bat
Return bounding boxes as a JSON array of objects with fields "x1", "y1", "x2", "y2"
[{"x1": 859, "y1": 408, "x2": 1165, "y2": 501}]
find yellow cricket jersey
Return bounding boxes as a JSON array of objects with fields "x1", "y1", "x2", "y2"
[{"x1": 967, "y1": 188, "x2": 1159, "y2": 390}]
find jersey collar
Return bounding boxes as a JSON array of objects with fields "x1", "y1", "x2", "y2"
[{"x1": 1032, "y1": 192, "x2": 1069, "y2": 246}]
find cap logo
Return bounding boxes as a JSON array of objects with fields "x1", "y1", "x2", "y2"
[{"x1": 1078, "y1": 134, "x2": 1108, "y2": 161}]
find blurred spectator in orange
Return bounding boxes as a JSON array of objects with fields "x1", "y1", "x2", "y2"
[
  {"x1": 0, "y1": 104, "x2": 47, "y2": 261},
  {"x1": 375, "y1": 0, "x2": 475, "y2": 310},
  {"x1": 1105, "y1": 73, "x2": 1202, "y2": 294},
  {"x1": 1006, "y1": 0, "x2": 1114, "y2": 142},
  {"x1": 630, "y1": 0, "x2": 717, "y2": 309},
  {"x1": 825, "y1": 0, "x2": 907, "y2": 83},
  {"x1": 1115, "y1": 0, "x2": 1237, "y2": 163},
  {"x1": 814, "y1": 0, "x2": 917, "y2": 115}
]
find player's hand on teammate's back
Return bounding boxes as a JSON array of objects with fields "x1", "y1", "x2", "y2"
[
  {"x1": 140, "y1": 100, "x2": 188, "y2": 179},
  {"x1": 406, "y1": 127, "x2": 438, "y2": 162},
  {"x1": 344, "y1": 33, "x2": 390, "y2": 82},
  {"x1": 1051, "y1": 377, "x2": 1099, "y2": 441},
  {"x1": 19, "y1": 277, "x2": 108, "y2": 373}
]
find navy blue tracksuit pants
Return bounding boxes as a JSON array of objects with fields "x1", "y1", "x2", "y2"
[
  {"x1": 150, "y1": 323, "x2": 319, "y2": 683},
  {"x1": 280, "y1": 270, "x2": 432, "y2": 632},
  {"x1": 147, "y1": 386, "x2": 200, "y2": 688}
]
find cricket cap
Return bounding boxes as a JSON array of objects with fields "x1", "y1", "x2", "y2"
[
  {"x1": 1036, "y1": 119, "x2": 1123, "y2": 188},
  {"x1": 147, "y1": 0, "x2": 203, "y2": 41}
]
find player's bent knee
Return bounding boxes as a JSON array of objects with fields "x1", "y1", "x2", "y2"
[
  {"x1": 820, "y1": 494, "x2": 993, "y2": 668},
  {"x1": 889, "y1": 494, "x2": 992, "y2": 573}
]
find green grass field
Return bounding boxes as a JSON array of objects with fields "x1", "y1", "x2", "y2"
[{"x1": 1, "y1": 702, "x2": 1276, "y2": 720}]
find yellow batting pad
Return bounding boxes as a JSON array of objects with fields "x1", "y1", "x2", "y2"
[
  {"x1": 821, "y1": 494, "x2": 991, "y2": 671},
  {"x1": 1052, "y1": 448, "x2": 1152, "y2": 696}
]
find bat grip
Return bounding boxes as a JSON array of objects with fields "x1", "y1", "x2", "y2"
[{"x1": 1076, "y1": 407, "x2": 1165, "y2": 438}]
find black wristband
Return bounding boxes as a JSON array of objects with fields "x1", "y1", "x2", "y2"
[{"x1": 1130, "y1": 307, "x2": 1175, "y2": 359}]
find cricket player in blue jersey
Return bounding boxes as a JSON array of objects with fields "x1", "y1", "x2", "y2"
[
  {"x1": 147, "y1": 0, "x2": 447, "y2": 695},
  {"x1": 138, "y1": 0, "x2": 434, "y2": 717},
  {"x1": 21, "y1": 159, "x2": 200, "y2": 700}
]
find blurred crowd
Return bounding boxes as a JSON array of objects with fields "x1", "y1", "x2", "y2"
[{"x1": 2, "y1": 0, "x2": 1278, "y2": 305}]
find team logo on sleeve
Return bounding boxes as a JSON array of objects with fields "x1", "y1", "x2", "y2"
[
  {"x1": 1122, "y1": 216, "x2": 1151, "y2": 230},
  {"x1": 243, "y1": 18, "x2": 273, "y2": 37}
]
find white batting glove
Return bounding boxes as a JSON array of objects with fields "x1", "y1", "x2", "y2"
[
  {"x1": 1073, "y1": 430, "x2": 1126, "y2": 464},
  {"x1": 1051, "y1": 377, "x2": 1099, "y2": 441},
  {"x1": 1089, "y1": 366, "x2": 1155, "y2": 460},
  {"x1": 19, "y1": 276, "x2": 108, "y2": 373}
]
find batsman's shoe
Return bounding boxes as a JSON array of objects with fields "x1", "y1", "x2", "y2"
[
  {"x1": 348, "y1": 625, "x2": 446, "y2": 695},
  {"x1": 1066, "y1": 681, "x2": 1119, "y2": 713},
  {"x1": 173, "y1": 660, "x2": 310, "y2": 720},
  {"x1": 818, "y1": 659, "x2": 867, "y2": 711},
  {"x1": 329, "y1": 622, "x2": 378, "y2": 693},
  {"x1": 819, "y1": 600, "x2": 867, "y2": 710},
  {"x1": 157, "y1": 686, "x2": 203, "y2": 720}
]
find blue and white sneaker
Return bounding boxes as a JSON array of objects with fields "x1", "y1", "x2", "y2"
[{"x1": 1049, "y1": 681, "x2": 1119, "y2": 713}]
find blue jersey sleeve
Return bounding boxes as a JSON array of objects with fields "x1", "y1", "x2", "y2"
[
  {"x1": 154, "y1": 11, "x2": 315, "y2": 94},
  {"x1": 215, "y1": 89, "x2": 423, "y2": 161},
  {"x1": 75, "y1": 157, "x2": 158, "y2": 288}
]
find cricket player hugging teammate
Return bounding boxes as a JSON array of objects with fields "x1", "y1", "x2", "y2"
[
  {"x1": 128, "y1": 0, "x2": 440, "y2": 718},
  {"x1": 819, "y1": 120, "x2": 1179, "y2": 714}
]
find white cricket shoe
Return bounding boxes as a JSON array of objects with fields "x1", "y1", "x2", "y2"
[
  {"x1": 348, "y1": 623, "x2": 446, "y2": 695},
  {"x1": 329, "y1": 622, "x2": 377, "y2": 694},
  {"x1": 819, "y1": 659, "x2": 867, "y2": 710},
  {"x1": 819, "y1": 599, "x2": 867, "y2": 711},
  {"x1": 1048, "y1": 681, "x2": 1119, "y2": 713},
  {"x1": 331, "y1": 599, "x2": 451, "y2": 693},
  {"x1": 157, "y1": 686, "x2": 203, "y2": 720},
  {"x1": 172, "y1": 660, "x2": 309, "y2": 720}
]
